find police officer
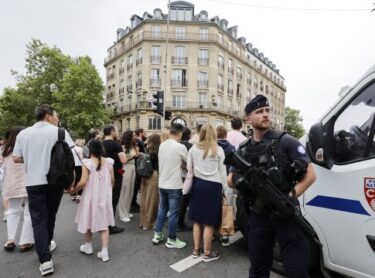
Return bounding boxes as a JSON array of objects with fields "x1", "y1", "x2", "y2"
[{"x1": 228, "y1": 95, "x2": 316, "y2": 278}]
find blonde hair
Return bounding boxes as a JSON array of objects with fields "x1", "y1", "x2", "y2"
[{"x1": 197, "y1": 124, "x2": 217, "y2": 159}]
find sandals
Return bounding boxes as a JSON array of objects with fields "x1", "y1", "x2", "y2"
[
  {"x1": 203, "y1": 250, "x2": 221, "y2": 262},
  {"x1": 4, "y1": 241, "x2": 16, "y2": 252},
  {"x1": 19, "y1": 243, "x2": 34, "y2": 253},
  {"x1": 192, "y1": 248, "x2": 201, "y2": 259}
]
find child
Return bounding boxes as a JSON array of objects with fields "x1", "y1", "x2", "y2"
[{"x1": 71, "y1": 139, "x2": 115, "y2": 262}]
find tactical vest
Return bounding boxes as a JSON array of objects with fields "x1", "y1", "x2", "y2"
[{"x1": 238, "y1": 130, "x2": 293, "y2": 194}]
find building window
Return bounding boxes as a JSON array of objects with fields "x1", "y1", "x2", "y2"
[
  {"x1": 136, "y1": 72, "x2": 142, "y2": 89},
  {"x1": 237, "y1": 66, "x2": 242, "y2": 79},
  {"x1": 136, "y1": 48, "x2": 143, "y2": 66},
  {"x1": 198, "y1": 93, "x2": 208, "y2": 108},
  {"x1": 151, "y1": 46, "x2": 161, "y2": 64},
  {"x1": 172, "y1": 69, "x2": 187, "y2": 87},
  {"x1": 228, "y1": 41, "x2": 232, "y2": 51},
  {"x1": 198, "y1": 49, "x2": 209, "y2": 65},
  {"x1": 170, "y1": 8, "x2": 193, "y2": 21},
  {"x1": 218, "y1": 55, "x2": 224, "y2": 70},
  {"x1": 217, "y1": 75, "x2": 224, "y2": 92},
  {"x1": 148, "y1": 116, "x2": 161, "y2": 130},
  {"x1": 150, "y1": 69, "x2": 160, "y2": 86},
  {"x1": 173, "y1": 46, "x2": 186, "y2": 64},
  {"x1": 228, "y1": 80, "x2": 233, "y2": 96},
  {"x1": 228, "y1": 58, "x2": 233, "y2": 74},
  {"x1": 198, "y1": 72, "x2": 208, "y2": 88},
  {"x1": 200, "y1": 28, "x2": 208, "y2": 40},
  {"x1": 152, "y1": 26, "x2": 161, "y2": 39},
  {"x1": 217, "y1": 95, "x2": 223, "y2": 109},
  {"x1": 172, "y1": 95, "x2": 187, "y2": 108},
  {"x1": 138, "y1": 29, "x2": 144, "y2": 39},
  {"x1": 127, "y1": 54, "x2": 133, "y2": 71},
  {"x1": 176, "y1": 26, "x2": 185, "y2": 39}
]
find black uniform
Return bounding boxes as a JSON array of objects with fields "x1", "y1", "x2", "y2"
[{"x1": 231, "y1": 129, "x2": 310, "y2": 278}]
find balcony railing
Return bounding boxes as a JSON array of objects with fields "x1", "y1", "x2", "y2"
[
  {"x1": 197, "y1": 80, "x2": 208, "y2": 88},
  {"x1": 150, "y1": 79, "x2": 161, "y2": 87},
  {"x1": 111, "y1": 101, "x2": 243, "y2": 118},
  {"x1": 171, "y1": 79, "x2": 188, "y2": 87},
  {"x1": 136, "y1": 58, "x2": 143, "y2": 66},
  {"x1": 150, "y1": 55, "x2": 161, "y2": 64},
  {"x1": 198, "y1": 58, "x2": 209, "y2": 65},
  {"x1": 171, "y1": 56, "x2": 188, "y2": 65},
  {"x1": 106, "y1": 92, "x2": 114, "y2": 101},
  {"x1": 107, "y1": 73, "x2": 115, "y2": 81}
]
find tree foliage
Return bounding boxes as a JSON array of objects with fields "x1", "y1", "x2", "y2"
[
  {"x1": 284, "y1": 106, "x2": 305, "y2": 139},
  {"x1": 0, "y1": 39, "x2": 107, "y2": 138}
]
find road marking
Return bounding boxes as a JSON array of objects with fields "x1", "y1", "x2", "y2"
[
  {"x1": 170, "y1": 231, "x2": 243, "y2": 273},
  {"x1": 170, "y1": 255, "x2": 203, "y2": 273}
]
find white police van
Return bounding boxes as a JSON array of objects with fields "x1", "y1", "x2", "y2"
[{"x1": 296, "y1": 65, "x2": 375, "y2": 277}]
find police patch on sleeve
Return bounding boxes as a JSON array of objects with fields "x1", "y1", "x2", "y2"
[{"x1": 297, "y1": 145, "x2": 306, "y2": 154}]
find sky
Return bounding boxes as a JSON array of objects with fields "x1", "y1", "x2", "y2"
[{"x1": 1, "y1": 0, "x2": 375, "y2": 129}]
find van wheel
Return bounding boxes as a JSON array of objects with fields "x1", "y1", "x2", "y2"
[{"x1": 272, "y1": 236, "x2": 319, "y2": 275}]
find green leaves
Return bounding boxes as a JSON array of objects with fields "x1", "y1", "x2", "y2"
[
  {"x1": 0, "y1": 39, "x2": 108, "y2": 138},
  {"x1": 284, "y1": 106, "x2": 305, "y2": 139}
]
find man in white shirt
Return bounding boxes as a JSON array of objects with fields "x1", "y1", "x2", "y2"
[
  {"x1": 227, "y1": 117, "x2": 247, "y2": 149},
  {"x1": 13, "y1": 105, "x2": 75, "y2": 276},
  {"x1": 152, "y1": 124, "x2": 188, "y2": 249}
]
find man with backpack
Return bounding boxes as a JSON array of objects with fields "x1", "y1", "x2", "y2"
[{"x1": 13, "y1": 105, "x2": 76, "y2": 276}]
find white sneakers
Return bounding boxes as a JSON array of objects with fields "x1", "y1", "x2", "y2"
[
  {"x1": 39, "y1": 260, "x2": 54, "y2": 276},
  {"x1": 97, "y1": 251, "x2": 109, "y2": 262},
  {"x1": 49, "y1": 240, "x2": 57, "y2": 252},
  {"x1": 120, "y1": 217, "x2": 131, "y2": 223},
  {"x1": 80, "y1": 244, "x2": 93, "y2": 255}
]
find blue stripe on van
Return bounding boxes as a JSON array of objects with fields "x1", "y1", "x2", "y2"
[{"x1": 306, "y1": 195, "x2": 370, "y2": 216}]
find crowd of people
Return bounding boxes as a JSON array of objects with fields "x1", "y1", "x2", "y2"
[
  {"x1": 0, "y1": 94, "x2": 315, "y2": 278},
  {"x1": 0, "y1": 103, "x2": 249, "y2": 276}
]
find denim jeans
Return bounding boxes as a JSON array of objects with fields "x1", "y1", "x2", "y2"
[{"x1": 154, "y1": 188, "x2": 182, "y2": 240}]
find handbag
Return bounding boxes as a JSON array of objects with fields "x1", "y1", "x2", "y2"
[{"x1": 219, "y1": 195, "x2": 235, "y2": 236}]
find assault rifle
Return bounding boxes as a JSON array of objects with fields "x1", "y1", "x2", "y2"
[{"x1": 225, "y1": 151, "x2": 322, "y2": 247}]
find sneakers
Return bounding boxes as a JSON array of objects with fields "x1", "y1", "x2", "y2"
[
  {"x1": 120, "y1": 217, "x2": 131, "y2": 223},
  {"x1": 80, "y1": 244, "x2": 93, "y2": 255},
  {"x1": 97, "y1": 251, "x2": 109, "y2": 262},
  {"x1": 39, "y1": 260, "x2": 54, "y2": 276},
  {"x1": 165, "y1": 238, "x2": 187, "y2": 249},
  {"x1": 220, "y1": 235, "x2": 230, "y2": 247},
  {"x1": 152, "y1": 232, "x2": 164, "y2": 245},
  {"x1": 203, "y1": 251, "x2": 221, "y2": 262},
  {"x1": 49, "y1": 240, "x2": 57, "y2": 252}
]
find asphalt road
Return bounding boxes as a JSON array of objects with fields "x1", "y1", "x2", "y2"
[{"x1": 0, "y1": 194, "x2": 285, "y2": 278}]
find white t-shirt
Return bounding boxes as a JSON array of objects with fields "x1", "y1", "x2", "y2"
[
  {"x1": 13, "y1": 121, "x2": 75, "y2": 187},
  {"x1": 187, "y1": 145, "x2": 228, "y2": 188},
  {"x1": 158, "y1": 139, "x2": 188, "y2": 190}
]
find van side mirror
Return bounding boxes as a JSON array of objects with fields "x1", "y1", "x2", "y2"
[{"x1": 306, "y1": 122, "x2": 326, "y2": 166}]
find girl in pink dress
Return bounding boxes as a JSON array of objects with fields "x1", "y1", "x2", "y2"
[{"x1": 71, "y1": 139, "x2": 115, "y2": 262}]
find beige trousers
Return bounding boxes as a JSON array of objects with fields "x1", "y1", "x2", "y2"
[
  {"x1": 118, "y1": 164, "x2": 136, "y2": 219},
  {"x1": 139, "y1": 170, "x2": 159, "y2": 229}
]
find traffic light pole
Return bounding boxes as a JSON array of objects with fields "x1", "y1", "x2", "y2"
[{"x1": 162, "y1": 0, "x2": 171, "y2": 132}]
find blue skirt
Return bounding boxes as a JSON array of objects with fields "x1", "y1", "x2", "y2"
[{"x1": 188, "y1": 177, "x2": 222, "y2": 227}]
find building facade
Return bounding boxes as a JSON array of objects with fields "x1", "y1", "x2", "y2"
[{"x1": 104, "y1": 1, "x2": 286, "y2": 133}]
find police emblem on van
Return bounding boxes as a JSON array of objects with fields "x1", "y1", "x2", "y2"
[{"x1": 364, "y1": 178, "x2": 375, "y2": 212}]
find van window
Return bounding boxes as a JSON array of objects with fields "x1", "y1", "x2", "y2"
[{"x1": 333, "y1": 82, "x2": 375, "y2": 163}]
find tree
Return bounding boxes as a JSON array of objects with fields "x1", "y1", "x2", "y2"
[
  {"x1": 54, "y1": 56, "x2": 109, "y2": 138},
  {"x1": 0, "y1": 39, "x2": 108, "y2": 138},
  {"x1": 284, "y1": 106, "x2": 305, "y2": 138}
]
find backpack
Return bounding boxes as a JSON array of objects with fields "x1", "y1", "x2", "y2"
[
  {"x1": 135, "y1": 153, "x2": 153, "y2": 177},
  {"x1": 46, "y1": 128, "x2": 75, "y2": 190}
]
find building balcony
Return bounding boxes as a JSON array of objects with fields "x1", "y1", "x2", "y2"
[
  {"x1": 127, "y1": 64, "x2": 133, "y2": 71},
  {"x1": 197, "y1": 80, "x2": 208, "y2": 88},
  {"x1": 171, "y1": 79, "x2": 188, "y2": 87},
  {"x1": 150, "y1": 55, "x2": 161, "y2": 64},
  {"x1": 136, "y1": 58, "x2": 143, "y2": 66},
  {"x1": 150, "y1": 79, "x2": 161, "y2": 87},
  {"x1": 171, "y1": 56, "x2": 188, "y2": 65},
  {"x1": 217, "y1": 84, "x2": 224, "y2": 92},
  {"x1": 198, "y1": 58, "x2": 209, "y2": 66}
]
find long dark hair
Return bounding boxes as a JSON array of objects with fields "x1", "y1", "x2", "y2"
[
  {"x1": 147, "y1": 134, "x2": 161, "y2": 155},
  {"x1": 121, "y1": 130, "x2": 135, "y2": 153},
  {"x1": 88, "y1": 139, "x2": 104, "y2": 171},
  {"x1": 2, "y1": 126, "x2": 25, "y2": 157}
]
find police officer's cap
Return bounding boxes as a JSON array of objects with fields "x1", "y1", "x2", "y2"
[{"x1": 245, "y1": 94, "x2": 269, "y2": 115}]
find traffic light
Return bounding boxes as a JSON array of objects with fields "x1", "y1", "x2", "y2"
[
  {"x1": 152, "y1": 91, "x2": 164, "y2": 116},
  {"x1": 165, "y1": 111, "x2": 172, "y2": 120}
]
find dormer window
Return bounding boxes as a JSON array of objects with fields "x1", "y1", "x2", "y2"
[{"x1": 170, "y1": 8, "x2": 193, "y2": 21}]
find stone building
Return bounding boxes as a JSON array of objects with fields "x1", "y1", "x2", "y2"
[{"x1": 104, "y1": 1, "x2": 286, "y2": 133}]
